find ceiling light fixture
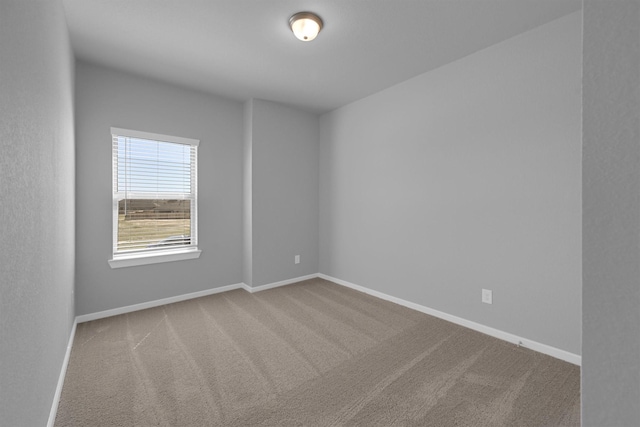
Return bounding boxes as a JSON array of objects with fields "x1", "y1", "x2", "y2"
[{"x1": 289, "y1": 12, "x2": 323, "y2": 42}]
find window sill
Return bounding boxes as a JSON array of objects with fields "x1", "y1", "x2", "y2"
[{"x1": 108, "y1": 248, "x2": 201, "y2": 269}]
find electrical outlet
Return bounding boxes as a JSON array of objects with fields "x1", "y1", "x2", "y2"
[
  {"x1": 482, "y1": 289, "x2": 493, "y2": 304},
  {"x1": 295, "y1": 255, "x2": 300, "y2": 264}
]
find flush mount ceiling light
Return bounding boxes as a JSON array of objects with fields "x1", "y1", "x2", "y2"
[{"x1": 289, "y1": 12, "x2": 323, "y2": 41}]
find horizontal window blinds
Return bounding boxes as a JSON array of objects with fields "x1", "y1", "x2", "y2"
[{"x1": 112, "y1": 129, "x2": 198, "y2": 254}]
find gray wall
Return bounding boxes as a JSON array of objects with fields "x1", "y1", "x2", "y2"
[
  {"x1": 0, "y1": 0, "x2": 75, "y2": 425},
  {"x1": 247, "y1": 99, "x2": 319, "y2": 287},
  {"x1": 582, "y1": 1, "x2": 640, "y2": 425},
  {"x1": 75, "y1": 61, "x2": 243, "y2": 315},
  {"x1": 319, "y1": 12, "x2": 582, "y2": 355}
]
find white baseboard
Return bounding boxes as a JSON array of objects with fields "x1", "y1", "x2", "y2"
[
  {"x1": 75, "y1": 274, "x2": 321, "y2": 324},
  {"x1": 318, "y1": 273, "x2": 581, "y2": 366},
  {"x1": 47, "y1": 319, "x2": 77, "y2": 427},
  {"x1": 76, "y1": 283, "x2": 245, "y2": 323},
  {"x1": 242, "y1": 273, "x2": 320, "y2": 293}
]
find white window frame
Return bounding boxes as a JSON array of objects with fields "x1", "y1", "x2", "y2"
[{"x1": 108, "y1": 127, "x2": 201, "y2": 269}]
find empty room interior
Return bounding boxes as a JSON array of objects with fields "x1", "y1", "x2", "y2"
[{"x1": 1, "y1": 0, "x2": 638, "y2": 426}]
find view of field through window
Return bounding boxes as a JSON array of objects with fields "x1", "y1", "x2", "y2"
[{"x1": 117, "y1": 199, "x2": 191, "y2": 251}]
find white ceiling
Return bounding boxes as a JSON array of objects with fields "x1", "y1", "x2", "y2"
[{"x1": 62, "y1": 0, "x2": 581, "y2": 113}]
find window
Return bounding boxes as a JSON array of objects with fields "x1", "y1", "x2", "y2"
[{"x1": 108, "y1": 127, "x2": 201, "y2": 268}]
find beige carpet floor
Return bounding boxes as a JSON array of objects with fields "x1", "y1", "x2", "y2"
[{"x1": 55, "y1": 278, "x2": 580, "y2": 426}]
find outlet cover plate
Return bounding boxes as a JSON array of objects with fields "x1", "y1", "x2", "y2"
[{"x1": 482, "y1": 289, "x2": 493, "y2": 304}]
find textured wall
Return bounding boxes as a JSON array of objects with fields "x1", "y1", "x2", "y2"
[
  {"x1": 319, "y1": 12, "x2": 582, "y2": 355},
  {"x1": 75, "y1": 61, "x2": 243, "y2": 315},
  {"x1": 0, "y1": 0, "x2": 76, "y2": 425},
  {"x1": 582, "y1": 1, "x2": 640, "y2": 425},
  {"x1": 248, "y1": 99, "x2": 319, "y2": 287}
]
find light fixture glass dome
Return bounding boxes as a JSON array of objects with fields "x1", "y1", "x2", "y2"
[{"x1": 289, "y1": 12, "x2": 323, "y2": 42}]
